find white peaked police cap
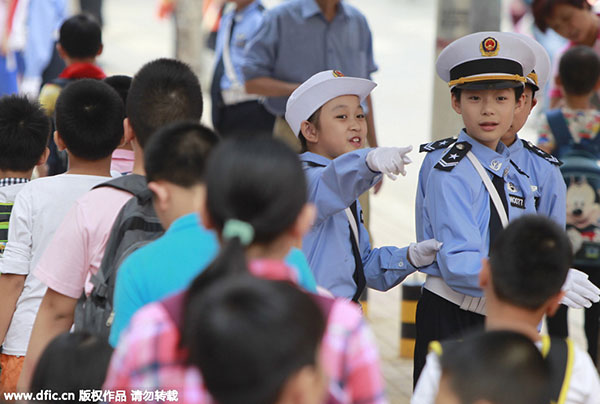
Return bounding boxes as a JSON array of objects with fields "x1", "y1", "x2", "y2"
[
  {"x1": 436, "y1": 31, "x2": 536, "y2": 90},
  {"x1": 505, "y1": 32, "x2": 551, "y2": 92},
  {"x1": 285, "y1": 70, "x2": 377, "y2": 137}
]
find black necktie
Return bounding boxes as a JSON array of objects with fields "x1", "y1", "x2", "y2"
[
  {"x1": 349, "y1": 201, "x2": 366, "y2": 302},
  {"x1": 488, "y1": 174, "x2": 509, "y2": 248}
]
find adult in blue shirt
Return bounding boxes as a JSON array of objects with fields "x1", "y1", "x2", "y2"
[
  {"x1": 242, "y1": 0, "x2": 379, "y2": 150},
  {"x1": 210, "y1": 0, "x2": 275, "y2": 137}
]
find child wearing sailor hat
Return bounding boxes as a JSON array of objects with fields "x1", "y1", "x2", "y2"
[
  {"x1": 285, "y1": 70, "x2": 442, "y2": 302},
  {"x1": 413, "y1": 31, "x2": 540, "y2": 384}
]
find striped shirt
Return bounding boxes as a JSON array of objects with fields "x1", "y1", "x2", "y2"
[{"x1": 0, "y1": 177, "x2": 29, "y2": 254}]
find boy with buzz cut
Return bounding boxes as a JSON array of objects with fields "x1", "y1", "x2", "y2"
[
  {"x1": 0, "y1": 96, "x2": 50, "y2": 254},
  {"x1": 413, "y1": 31, "x2": 538, "y2": 383},
  {"x1": 413, "y1": 215, "x2": 600, "y2": 404},
  {"x1": 18, "y1": 58, "x2": 204, "y2": 390},
  {"x1": 435, "y1": 331, "x2": 551, "y2": 404},
  {"x1": 110, "y1": 122, "x2": 321, "y2": 347},
  {"x1": 285, "y1": 70, "x2": 442, "y2": 301},
  {"x1": 0, "y1": 79, "x2": 124, "y2": 393}
]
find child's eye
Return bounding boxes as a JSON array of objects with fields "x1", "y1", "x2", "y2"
[
  {"x1": 497, "y1": 96, "x2": 508, "y2": 101},
  {"x1": 468, "y1": 96, "x2": 480, "y2": 101},
  {"x1": 356, "y1": 114, "x2": 365, "y2": 119},
  {"x1": 336, "y1": 115, "x2": 348, "y2": 119}
]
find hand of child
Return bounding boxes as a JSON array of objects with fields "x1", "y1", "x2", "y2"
[
  {"x1": 366, "y1": 146, "x2": 413, "y2": 180},
  {"x1": 560, "y1": 268, "x2": 600, "y2": 309},
  {"x1": 407, "y1": 239, "x2": 442, "y2": 268}
]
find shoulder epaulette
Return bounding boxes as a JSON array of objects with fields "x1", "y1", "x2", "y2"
[
  {"x1": 419, "y1": 137, "x2": 458, "y2": 153},
  {"x1": 521, "y1": 139, "x2": 563, "y2": 166},
  {"x1": 510, "y1": 160, "x2": 529, "y2": 178},
  {"x1": 434, "y1": 141, "x2": 471, "y2": 171}
]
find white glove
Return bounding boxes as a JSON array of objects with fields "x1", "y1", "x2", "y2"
[
  {"x1": 560, "y1": 268, "x2": 600, "y2": 309},
  {"x1": 19, "y1": 76, "x2": 42, "y2": 100},
  {"x1": 408, "y1": 239, "x2": 442, "y2": 268},
  {"x1": 366, "y1": 146, "x2": 413, "y2": 180}
]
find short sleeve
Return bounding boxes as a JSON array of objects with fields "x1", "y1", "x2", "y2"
[
  {"x1": 1, "y1": 189, "x2": 34, "y2": 275},
  {"x1": 33, "y1": 202, "x2": 90, "y2": 298},
  {"x1": 536, "y1": 113, "x2": 556, "y2": 150}
]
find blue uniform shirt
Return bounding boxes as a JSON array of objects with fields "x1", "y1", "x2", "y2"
[
  {"x1": 214, "y1": 1, "x2": 265, "y2": 91},
  {"x1": 242, "y1": 0, "x2": 377, "y2": 116},
  {"x1": 301, "y1": 149, "x2": 417, "y2": 299},
  {"x1": 507, "y1": 135, "x2": 566, "y2": 227},
  {"x1": 420, "y1": 130, "x2": 537, "y2": 297}
]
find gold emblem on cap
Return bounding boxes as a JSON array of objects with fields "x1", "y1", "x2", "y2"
[
  {"x1": 332, "y1": 70, "x2": 345, "y2": 78},
  {"x1": 527, "y1": 71, "x2": 539, "y2": 86},
  {"x1": 480, "y1": 37, "x2": 499, "y2": 57}
]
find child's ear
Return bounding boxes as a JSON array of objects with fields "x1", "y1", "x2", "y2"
[
  {"x1": 147, "y1": 181, "x2": 170, "y2": 212},
  {"x1": 301, "y1": 121, "x2": 318, "y2": 143},
  {"x1": 514, "y1": 91, "x2": 525, "y2": 112},
  {"x1": 123, "y1": 118, "x2": 137, "y2": 147},
  {"x1": 96, "y1": 44, "x2": 103, "y2": 57},
  {"x1": 594, "y1": 77, "x2": 600, "y2": 91},
  {"x1": 37, "y1": 147, "x2": 50, "y2": 167},
  {"x1": 56, "y1": 43, "x2": 67, "y2": 60},
  {"x1": 54, "y1": 131, "x2": 67, "y2": 152},
  {"x1": 531, "y1": 97, "x2": 538, "y2": 110},
  {"x1": 555, "y1": 74, "x2": 562, "y2": 87},
  {"x1": 450, "y1": 93, "x2": 462, "y2": 114}
]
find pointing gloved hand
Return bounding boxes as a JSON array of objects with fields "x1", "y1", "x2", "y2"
[
  {"x1": 366, "y1": 146, "x2": 413, "y2": 180},
  {"x1": 408, "y1": 239, "x2": 443, "y2": 268},
  {"x1": 561, "y1": 268, "x2": 600, "y2": 309}
]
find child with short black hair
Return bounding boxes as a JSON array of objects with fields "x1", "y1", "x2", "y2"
[
  {"x1": 0, "y1": 79, "x2": 123, "y2": 393},
  {"x1": 30, "y1": 332, "x2": 113, "y2": 404},
  {"x1": 537, "y1": 45, "x2": 600, "y2": 157},
  {"x1": 436, "y1": 331, "x2": 550, "y2": 404},
  {"x1": 188, "y1": 276, "x2": 327, "y2": 404},
  {"x1": 105, "y1": 137, "x2": 389, "y2": 403},
  {"x1": 38, "y1": 13, "x2": 106, "y2": 176},
  {"x1": 0, "y1": 96, "x2": 50, "y2": 253},
  {"x1": 413, "y1": 215, "x2": 600, "y2": 404}
]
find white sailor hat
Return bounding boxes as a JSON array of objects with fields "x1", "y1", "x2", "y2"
[
  {"x1": 505, "y1": 32, "x2": 551, "y2": 92},
  {"x1": 436, "y1": 31, "x2": 536, "y2": 90},
  {"x1": 285, "y1": 70, "x2": 376, "y2": 137}
]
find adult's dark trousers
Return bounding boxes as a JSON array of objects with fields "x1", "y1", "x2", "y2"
[
  {"x1": 413, "y1": 288, "x2": 485, "y2": 387},
  {"x1": 80, "y1": 0, "x2": 103, "y2": 26},
  {"x1": 213, "y1": 100, "x2": 275, "y2": 139}
]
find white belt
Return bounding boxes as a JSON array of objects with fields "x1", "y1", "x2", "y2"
[
  {"x1": 221, "y1": 86, "x2": 262, "y2": 106},
  {"x1": 424, "y1": 275, "x2": 486, "y2": 315}
]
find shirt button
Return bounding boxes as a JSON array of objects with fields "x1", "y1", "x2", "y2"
[{"x1": 398, "y1": 260, "x2": 404, "y2": 267}]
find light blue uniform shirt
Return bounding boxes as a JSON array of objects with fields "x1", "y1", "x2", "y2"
[
  {"x1": 110, "y1": 213, "x2": 317, "y2": 346},
  {"x1": 23, "y1": 0, "x2": 67, "y2": 79},
  {"x1": 507, "y1": 135, "x2": 566, "y2": 227},
  {"x1": 301, "y1": 149, "x2": 417, "y2": 299},
  {"x1": 420, "y1": 130, "x2": 537, "y2": 297},
  {"x1": 214, "y1": 1, "x2": 265, "y2": 91},
  {"x1": 242, "y1": 0, "x2": 377, "y2": 116}
]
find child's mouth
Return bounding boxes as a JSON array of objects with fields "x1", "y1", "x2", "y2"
[
  {"x1": 349, "y1": 136, "x2": 362, "y2": 146},
  {"x1": 479, "y1": 122, "x2": 498, "y2": 131}
]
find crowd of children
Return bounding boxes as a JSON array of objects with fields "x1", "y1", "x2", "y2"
[{"x1": 0, "y1": 1, "x2": 600, "y2": 404}]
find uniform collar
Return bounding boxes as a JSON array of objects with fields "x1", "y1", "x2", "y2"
[
  {"x1": 458, "y1": 129, "x2": 511, "y2": 177},
  {"x1": 506, "y1": 134, "x2": 523, "y2": 154},
  {"x1": 301, "y1": 0, "x2": 348, "y2": 20},
  {"x1": 300, "y1": 151, "x2": 332, "y2": 167}
]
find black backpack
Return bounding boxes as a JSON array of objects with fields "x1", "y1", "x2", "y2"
[{"x1": 73, "y1": 174, "x2": 164, "y2": 339}]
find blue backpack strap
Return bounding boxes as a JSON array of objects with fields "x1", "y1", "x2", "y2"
[{"x1": 546, "y1": 109, "x2": 572, "y2": 157}]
